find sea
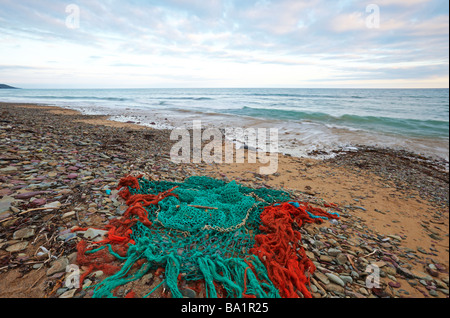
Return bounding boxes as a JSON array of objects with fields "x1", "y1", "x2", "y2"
[{"x1": 1, "y1": 88, "x2": 448, "y2": 162}]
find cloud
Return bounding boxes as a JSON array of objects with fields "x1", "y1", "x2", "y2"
[
  {"x1": 374, "y1": 0, "x2": 432, "y2": 7},
  {"x1": 0, "y1": 0, "x2": 448, "y2": 88},
  {"x1": 0, "y1": 65, "x2": 43, "y2": 70}
]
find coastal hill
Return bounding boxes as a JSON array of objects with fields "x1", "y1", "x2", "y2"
[{"x1": 0, "y1": 84, "x2": 19, "y2": 89}]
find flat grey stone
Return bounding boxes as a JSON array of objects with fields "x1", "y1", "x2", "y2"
[
  {"x1": 6, "y1": 241, "x2": 29, "y2": 253},
  {"x1": 326, "y1": 273, "x2": 345, "y2": 287},
  {"x1": 13, "y1": 227, "x2": 35, "y2": 240},
  {"x1": 47, "y1": 257, "x2": 69, "y2": 276}
]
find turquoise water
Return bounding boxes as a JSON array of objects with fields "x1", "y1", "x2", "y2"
[{"x1": 1, "y1": 88, "x2": 448, "y2": 160}]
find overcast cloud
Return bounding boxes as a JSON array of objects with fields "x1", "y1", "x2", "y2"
[{"x1": 0, "y1": 0, "x2": 448, "y2": 88}]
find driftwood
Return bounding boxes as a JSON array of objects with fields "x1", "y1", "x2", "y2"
[{"x1": 0, "y1": 206, "x2": 60, "y2": 224}]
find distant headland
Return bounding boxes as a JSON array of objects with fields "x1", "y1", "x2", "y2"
[{"x1": 0, "y1": 84, "x2": 19, "y2": 89}]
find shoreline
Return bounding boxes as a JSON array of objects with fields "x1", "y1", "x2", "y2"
[
  {"x1": 0, "y1": 102, "x2": 448, "y2": 299},
  {"x1": 5, "y1": 92, "x2": 448, "y2": 163}
]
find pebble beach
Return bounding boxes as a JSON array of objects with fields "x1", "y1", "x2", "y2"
[{"x1": 0, "y1": 102, "x2": 448, "y2": 299}]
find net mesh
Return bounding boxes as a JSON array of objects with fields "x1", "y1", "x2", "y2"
[{"x1": 73, "y1": 175, "x2": 339, "y2": 298}]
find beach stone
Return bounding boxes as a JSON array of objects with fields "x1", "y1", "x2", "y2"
[
  {"x1": 397, "y1": 267, "x2": 415, "y2": 279},
  {"x1": 314, "y1": 271, "x2": 330, "y2": 285},
  {"x1": 10, "y1": 206, "x2": 19, "y2": 213},
  {"x1": 429, "y1": 290, "x2": 438, "y2": 297},
  {"x1": 313, "y1": 240, "x2": 325, "y2": 249},
  {"x1": 359, "y1": 287, "x2": 370, "y2": 296},
  {"x1": 43, "y1": 201, "x2": 62, "y2": 210},
  {"x1": 437, "y1": 288, "x2": 449, "y2": 295},
  {"x1": 47, "y1": 257, "x2": 69, "y2": 276},
  {"x1": 116, "y1": 205, "x2": 127, "y2": 215},
  {"x1": 62, "y1": 211, "x2": 76, "y2": 219},
  {"x1": 388, "y1": 235, "x2": 402, "y2": 241},
  {"x1": 417, "y1": 247, "x2": 428, "y2": 254},
  {"x1": 58, "y1": 230, "x2": 75, "y2": 241},
  {"x1": 411, "y1": 270, "x2": 433, "y2": 281},
  {"x1": 435, "y1": 279, "x2": 448, "y2": 289},
  {"x1": 33, "y1": 263, "x2": 44, "y2": 270},
  {"x1": 61, "y1": 233, "x2": 77, "y2": 242},
  {"x1": 0, "y1": 188, "x2": 13, "y2": 197},
  {"x1": 0, "y1": 166, "x2": 18, "y2": 174},
  {"x1": 320, "y1": 255, "x2": 333, "y2": 263},
  {"x1": 83, "y1": 228, "x2": 108, "y2": 242},
  {"x1": 345, "y1": 290, "x2": 366, "y2": 299},
  {"x1": 325, "y1": 283, "x2": 345, "y2": 295},
  {"x1": 59, "y1": 289, "x2": 77, "y2": 298},
  {"x1": 181, "y1": 288, "x2": 197, "y2": 298},
  {"x1": 327, "y1": 239, "x2": 338, "y2": 246},
  {"x1": 379, "y1": 242, "x2": 391, "y2": 248},
  {"x1": 56, "y1": 288, "x2": 69, "y2": 296},
  {"x1": 87, "y1": 207, "x2": 97, "y2": 213},
  {"x1": 13, "y1": 227, "x2": 35, "y2": 240},
  {"x1": 30, "y1": 198, "x2": 47, "y2": 206},
  {"x1": 428, "y1": 233, "x2": 443, "y2": 241},
  {"x1": 373, "y1": 261, "x2": 387, "y2": 268},
  {"x1": 48, "y1": 171, "x2": 58, "y2": 177},
  {"x1": 389, "y1": 281, "x2": 401, "y2": 288},
  {"x1": 351, "y1": 271, "x2": 360, "y2": 278},
  {"x1": 6, "y1": 241, "x2": 29, "y2": 253},
  {"x1": 141, "y1": 273, "x2": 154, "y2": 286},
  {"x1": 28, "y1": 182, "x2": 55, "y2": 190},
  {"x1": 59, "y1": 189, "x2": 73, "y2": 195},
  {"x1": 335, "y1": 253, "x2": 348, "y2": 265},
  {"x1": 83, "y1": 279, "x2": 92, "y2": 289},
  {"x1": 340, "y1": 275, "x2": 353, "y2": 285},
  {"x1": 91, "y1": 271, "x2": 104, "y2": 279},
  {"x1": 14, "y1": 191, "x2": 46, "y2": 200},
  {"x1": 372, "y1": 287, "x2": 391, "y2": 298},
  {"x1": 305, "y1": 251, "x2": 316, "y2": 260},
  {"x1": 325, "y1": 273, "x2": 345, "y2": 287},
  {"x1": 327, "y1": 248, "x2": 341, "y2": 257},
  {"x1": 426, "y1": 267, "x2": 439, "y2": 277},
  {"x1": 383, "y1": 266, "x2": 397, "y2": 276},
  {"x1": 387, "y1": 274, "x2": 397, "y2": 282},
  {"x1": 0, "y1": 196, "x2": 15, "y2": 214}
]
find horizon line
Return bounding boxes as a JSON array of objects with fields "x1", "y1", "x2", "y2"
[{"x1": 5, "y1": 86, "x2": 450, "y2": 90}]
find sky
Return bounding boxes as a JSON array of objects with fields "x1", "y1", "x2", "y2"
[{"x1": 0, "y1": 0, "x2": 448, "y2": 88}]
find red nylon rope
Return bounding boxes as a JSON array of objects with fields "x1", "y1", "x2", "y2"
[{"x1": 250, "y1": 201, "x2": 339, "y2": 298}]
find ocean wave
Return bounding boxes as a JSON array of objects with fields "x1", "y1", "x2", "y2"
[
  {"x1": 151, "y1": 97, "x2": 214, "y2": 101},
  {"x1": 30, "y1": 95, "x2": 132, "y2": 102},
  {"x1": 244, "y1": 93, "x2": 366, "y2": 99},
  {"x1": 224, "y1": 106, "x2": 449, "y2": 138}
]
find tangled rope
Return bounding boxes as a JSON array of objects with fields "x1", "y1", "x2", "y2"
[{"x1": 73, "y1": 175, "x2": 339, "y2": 298}]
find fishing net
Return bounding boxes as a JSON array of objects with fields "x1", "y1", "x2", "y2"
[{"x1": 73, "y1": 175, "x2": 339, "y2": 298}]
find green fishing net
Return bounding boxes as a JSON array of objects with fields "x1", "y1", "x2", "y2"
[{"x1": 91, "y1": 176, "x2": 292, "y2": 298}]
